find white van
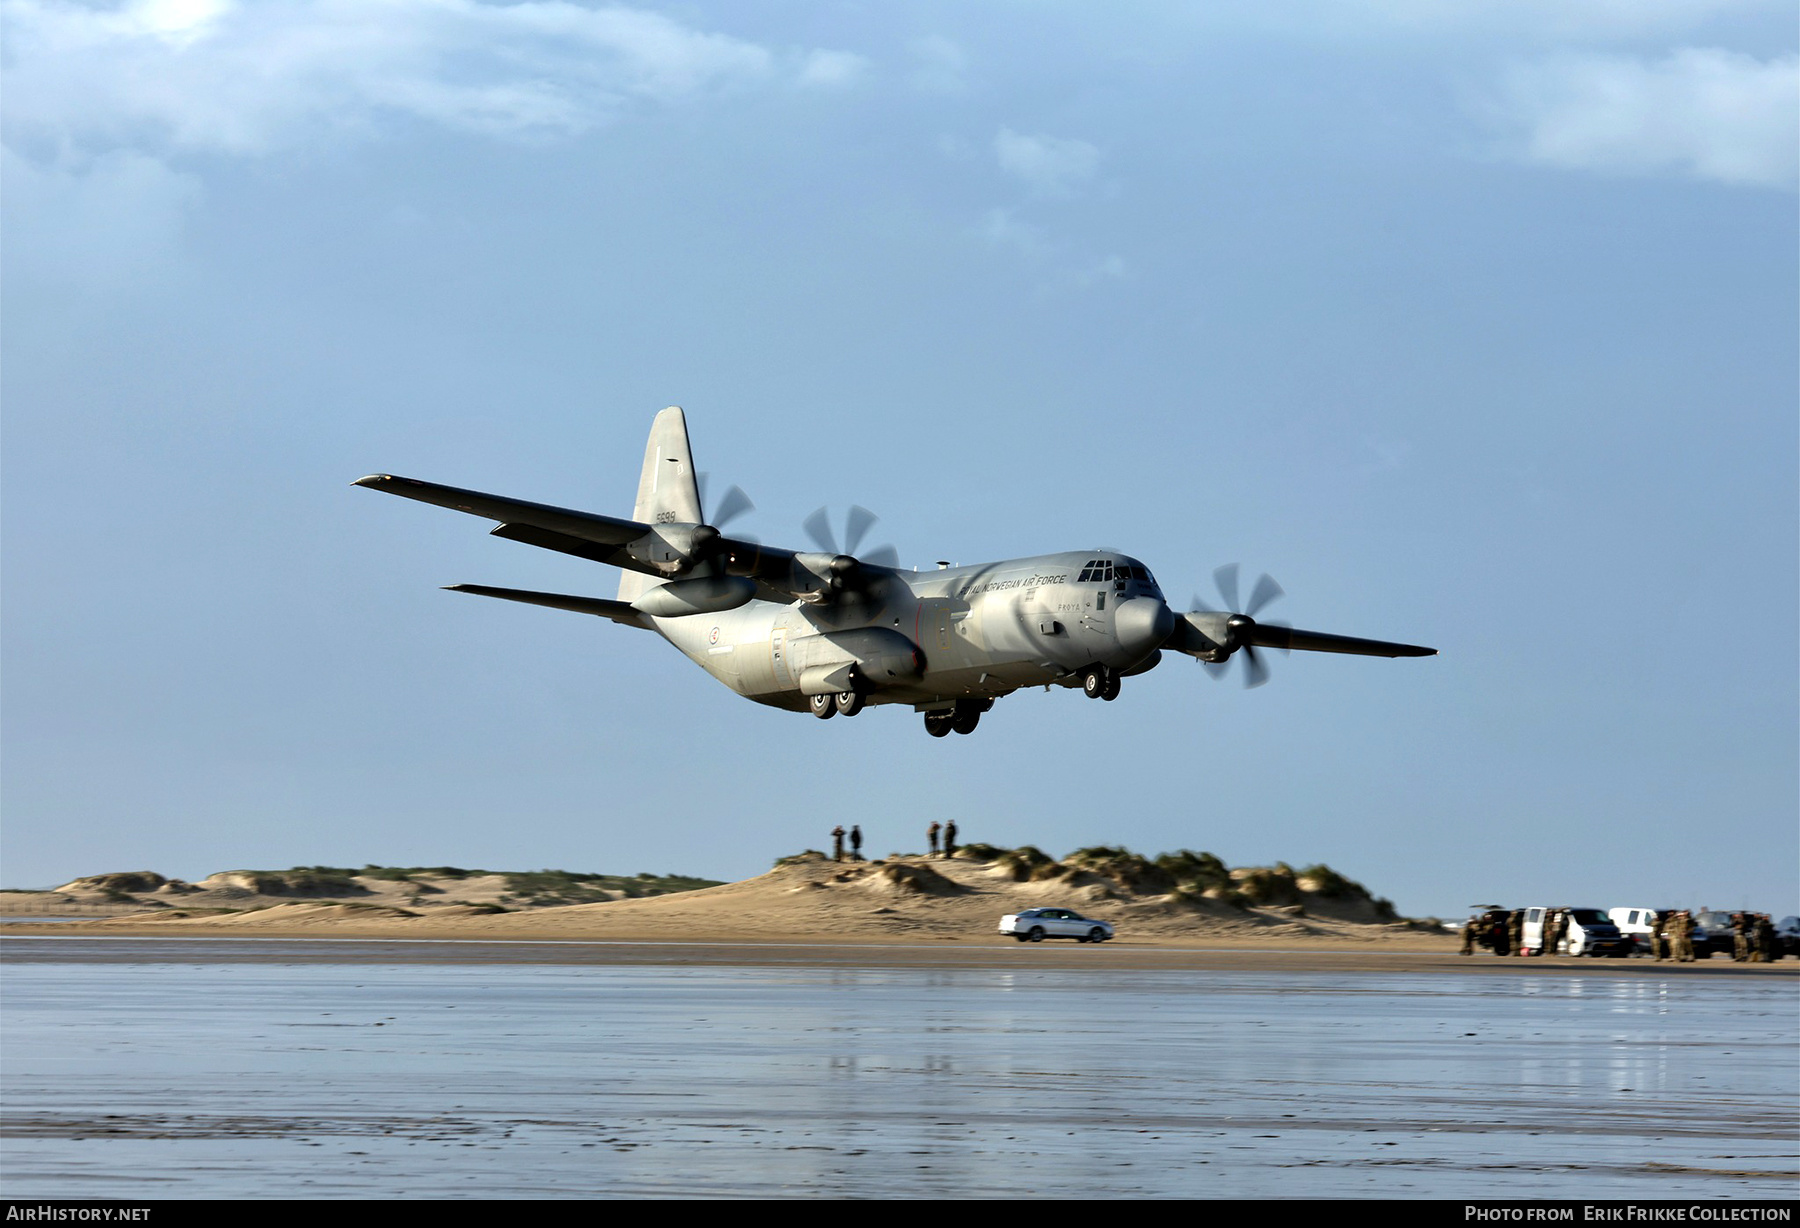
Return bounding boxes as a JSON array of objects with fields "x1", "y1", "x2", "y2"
[
  {"x1": 1522, "y1": 907, "x2": 1633, "y2": 957},
  {"x1": 1608, "y1": 907, "x2": 1660, "y2": 955}
]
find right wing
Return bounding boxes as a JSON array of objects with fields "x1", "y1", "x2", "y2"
[{"x1": 357, "y1": 473, "x2": 895, "y2": 606}]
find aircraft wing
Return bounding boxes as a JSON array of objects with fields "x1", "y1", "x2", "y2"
[
  {"x1": 357, "y1": 472, "x2": 887, "y2": 605},
  {"x1": 1244, "y1": 625, "x2": 1435, "y2": 658},
  {"x1": 1164, "y1": 613, "x2": 1435, "y2": 659},
  {"x1": 354, "y1": 475, "x2": 647, "y2": 549},
  {"x1": 445, "y1": 584, "x2": 650, "y2": 627}
]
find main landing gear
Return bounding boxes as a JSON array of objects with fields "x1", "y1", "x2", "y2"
[
  {"x1": 923, "y1": 698, "x2": 991, "y2": 737},
  {"x1": 1081, "y1": 666, "x2": 1121, "y2": 701},
  {"x1": 809, "y1": 690, "x2": 868, "y2": 719}
]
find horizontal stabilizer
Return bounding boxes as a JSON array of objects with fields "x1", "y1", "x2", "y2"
[{"x1": 445, "y1": 584, "x2": 649, "y2": 628}]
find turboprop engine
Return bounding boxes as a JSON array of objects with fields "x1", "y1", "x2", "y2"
[
  {"x1": 629, "y1": 575, "x2": 757, "y2": 618},
  {"x1": 623, "y1": 523, "x2": 721, "y2": 576},
  {"x1": 788, "y1": 627, "x2": 925, "y2": 696}
]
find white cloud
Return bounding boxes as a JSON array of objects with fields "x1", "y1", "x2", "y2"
[
  {"x1": 993, "y1": 127, "x2": 1101, "y2": 198},
  {"x1": 1491, "y1": 48, "x2": 1798, "y2": 189},
  {"x1": 1221, "y1": 0, "x2": 1756, "y2": 43},
  {"x1": 797, "y1": 49, "x2": 868, "y2": 89},
  {"x1": 979, "y1": 207, "x2": 1049, "y2": 258},
  {"x1": 908, "y1": 35, "x2": 968, "y2": 94},
  {"x1": 1, "y1": 0, "x2": 861, "y2": 157}
]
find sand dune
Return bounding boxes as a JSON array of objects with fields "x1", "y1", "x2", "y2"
[{"x1": 3, "y1": 850, "x2": 1450, "y2": 948}]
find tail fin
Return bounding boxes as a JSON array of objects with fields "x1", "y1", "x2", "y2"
[{"x1": 618, "y1": 406, "x2": 703, "y2": 603}]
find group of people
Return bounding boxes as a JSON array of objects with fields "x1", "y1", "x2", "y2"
[
  {"x1": 1459, "y1": 907, "x2": 1546, "y2": 957},
  {"x1": 828, "y1": 821, "x2": 960, "y2": 862},
  {"x1": 1458, "y1": 906, "x2": 1785, "y2": 960},
  {"x1": 1642, "y1": 910, "x2": 1780, "y2": 962}
]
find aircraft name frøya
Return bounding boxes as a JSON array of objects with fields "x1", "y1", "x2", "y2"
[{"x1": 356, "y1": 408, "x2": 1435, "y2": 737}]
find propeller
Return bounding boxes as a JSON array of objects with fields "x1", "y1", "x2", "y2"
[
  {"x1": 802, "y1": 505, "x2": 899, "y2": 569},
  {"x1": 696, "y1": 473, "x2": 756, "y2": 533},
  {"x1": 1193, "y1": 563, "x2": 1289, "y2": 689}
]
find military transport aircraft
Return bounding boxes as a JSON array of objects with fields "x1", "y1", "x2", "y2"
[{"x1": 357, "y1": 408, "x2": 1434, "y2": 736}]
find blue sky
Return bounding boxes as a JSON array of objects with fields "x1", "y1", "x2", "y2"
[{"x1": 4, "y1": 0, "x2": 1795, "y2": 920}]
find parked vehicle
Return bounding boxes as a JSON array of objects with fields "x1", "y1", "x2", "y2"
[
  {"x1": 998, "y1": 907, "x2": 1114, "y2": 943},
  {"x1": 1775, "y1": 917, "x2": 1800, "y2": 959},
  {"x1": 1523, "y1": 907, "x2": 1632, "y2": 956},
  {"x1": 1608, "y1": 907, "x2": 1662, "y2": 955},
  {"x1": 1689, "y1": 911, "x2": 1738, "y2": 959}
]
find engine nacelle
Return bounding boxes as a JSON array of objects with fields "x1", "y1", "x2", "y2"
[
  {"x1": 1169, "y1": 610, "x2": 1233, "y2": 661},
  {"x1": 788, "y1": 627, "x2": 925, "y2": 695},
  {"x1": 624, "y1": 524, "x2": 720, "y2": 575},
  {"x1": 630, "y1": 575, "x2": 757, "y2": 618}
]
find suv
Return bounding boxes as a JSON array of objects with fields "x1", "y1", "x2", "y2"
[
  {"x1": 999, "y1": 908, "x2": 1114, "y2": 943},
  {"x1": 1689, "y1": 911, "x2": 1739, "y2": 959}
]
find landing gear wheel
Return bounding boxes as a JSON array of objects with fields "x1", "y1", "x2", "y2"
[
  {"x1": 1082, "y1": 667, "x2": 1106, "y2": 699},
  {"x1": 1100, "y1": 675, "x2": 1121, "y2": 701},
  {"x1": 952, "y1": 702, "x2": 981, "y2": 735},
  {"x1": 834, "y1": 691, "x2": 865, "y2": 717},
  {"x1": 1027, "y1": 927, "x2": 1045, "y2": 942},
  {"x1": 809, "y1": 693, "x2": 836, "y2": 720},
  {"x1": 924, "y1": 711, "x2": 953, "y2": 738}
]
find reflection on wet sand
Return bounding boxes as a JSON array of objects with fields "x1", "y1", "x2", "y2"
[{"x1": 2, "y1": 940, "x2": 1794, "y2": 1198}]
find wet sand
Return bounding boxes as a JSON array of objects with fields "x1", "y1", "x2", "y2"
[
  {"x1": 5, "y1": 932, "x2": 1796, "y2": 976},
  {"x1": 3, "y1": 936, "x2": 1796, "y2": 1199}
]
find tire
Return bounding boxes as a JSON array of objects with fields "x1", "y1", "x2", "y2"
[
  {"x1": 835, "y1": 691, "x2": 865, "y2": 717},
  {"x1": 924, "y1": 712, "x2": 952, "y2": 738},
  {"x1": 1014, "y1": 934, "x2": 1028, "y2": 942},
  {"x1": 952, "y1": 707, "x2": 980, "y2": 735},
  {"x1": 809, "y1": 693, "x2": 836, "y2": 719},
  {"x1": 1087, "y1": 928, "x2": 1107, "y2": 943},
  {"x1": 1101, "y1": 676, "x2": 1121, "y2": 701},
  {"x1": 1082, "y1": 668, "x2": 1105, "y2": 698},
  {"x1": 1027, "y1": 927, "x2": 1045, "y2": 942}
]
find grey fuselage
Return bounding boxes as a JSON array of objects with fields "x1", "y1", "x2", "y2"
[{"x1": 650, "y1": 551, "x2": 1168, "y2": 712}]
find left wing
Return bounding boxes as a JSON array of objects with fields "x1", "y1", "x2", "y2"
[{"x1": 445, "y1": 584, "x2": 650, "y2": 627}]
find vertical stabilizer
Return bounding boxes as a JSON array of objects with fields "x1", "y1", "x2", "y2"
[{"x1": 618, "y1": 407, "x2": 703, "y2": 603}]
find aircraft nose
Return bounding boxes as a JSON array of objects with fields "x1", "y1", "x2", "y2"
[{"x1": 1115, "y1": 595, "x2": 1175, "y2": 660}]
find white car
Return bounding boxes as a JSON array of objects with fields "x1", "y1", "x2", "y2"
[{"x1": 999, "y1": 907, "x2": 1114, "y2": 943}]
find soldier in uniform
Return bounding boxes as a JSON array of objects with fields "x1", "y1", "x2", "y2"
[
  {"x1": 1732, "y1": 912, "x2": 1749, "y2": 962},
  {"x1": 1545, "y1": 908, "x2": 1567, "y2": 957},
  {"x1": 1460, "y1": 914, "x2": 1478, "y2": 955},
  {"x1": 850, "y1": 824, "x2": 863, "y2": 861},
  {"x1": 1754, "y1": 913, "x2": 1775, "y2": 963},
  {"x1": 1651, "y1": 910, "x2": 1670, "y2": 962},
  {"x1": 943, "y1": 819, "x2": 958, "y2": 859},
  {"x1": 1676, "y1": 910, "x2": 1697, "y2": 962},
  {"x1": 927, "y1": 821, "x2": 941, "y2": 857},
  {"x1": 831, "y1": 825, "x2": 845, "y2": 863},
  {"x1": 1508, "y1": 909, "x2": 1525, "y2": 956}
]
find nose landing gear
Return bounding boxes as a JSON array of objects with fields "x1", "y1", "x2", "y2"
[{"x1": 1081, "y1": 666, "x2": 1121, "y2": 701}]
